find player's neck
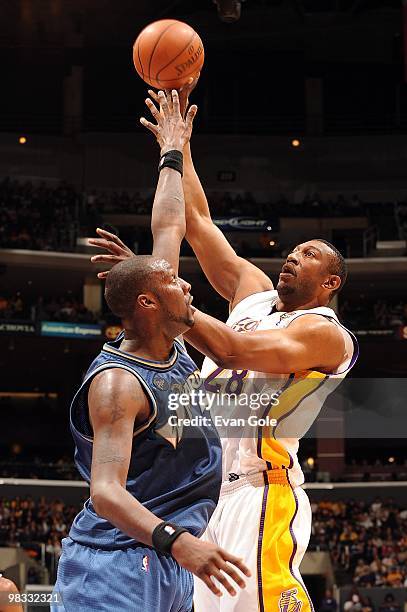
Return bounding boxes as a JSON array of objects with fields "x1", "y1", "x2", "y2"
[
  {"x1": 275, "y1": 295, "x2": 324, "y2": 312},
  {"x1": 120, "y1": 328, "x2": 175, "y2": 362}
]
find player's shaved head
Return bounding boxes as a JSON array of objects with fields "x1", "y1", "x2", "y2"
[{"x1": 105, "y1": 256, "x2": 170, "y2": 319}]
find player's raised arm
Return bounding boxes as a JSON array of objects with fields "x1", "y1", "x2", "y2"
[
  {"x1": 89, "y1": 368, "x2": 250, "y2": 597},
  {"x1": 183, "y1": 141, "x2": 272, "y2": 308},
  {"x1": 185, "y1": 310, "x2": 345, "y2": 374},
  {"x1": 177, "y1": 78, "x2": 273, "y2": 309},
  {"x1": 142, "y1": 89, "x2": 196, "y2": 275},
  {"x1": 88, "y1": 89, "x2": 197, "y2": 277}
]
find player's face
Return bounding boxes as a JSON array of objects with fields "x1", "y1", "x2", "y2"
[
  {"x1": 276, "y1": 240, "x2": 335, "y2": 301},
  {"x1": 158, "y1": 269, "x2": 194, "y2": 332}
]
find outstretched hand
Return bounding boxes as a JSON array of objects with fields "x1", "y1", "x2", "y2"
[
  {"x1": 88, "y1": 228, "x2": 135, "y2": 279},
  {"x1": 147, "y1": 72, "x2": 200, "y2": 119},
  {"x1": 140, "y1": 89, "x2": 197, "y2": 154}
]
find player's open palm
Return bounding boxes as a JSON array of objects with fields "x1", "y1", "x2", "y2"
[
  {"x1": 88, "y1": 228, "x2": 134, "y2": 279},
  {"x1": 140, "y1": 89, "x2": 197, "y2": 153},
  {"x1": 171, "y1": 532, "x2": 251, "y2": 597}
]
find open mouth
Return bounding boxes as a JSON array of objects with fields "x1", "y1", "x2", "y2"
[{"x1": 280, "y1": 263, "x2": 296, "y2": 276}]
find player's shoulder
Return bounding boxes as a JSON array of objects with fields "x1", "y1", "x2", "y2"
[
  {"x1": 90, "y1": 367, "x2": 145, "y2": 405},
  {"x1": 229, "y1": 289, "x2": 278, "y2": 319},
  {"x1": 287, "y1": 312, "x2": 345, "y2": 345},
  {"x1": 289, "y1": 312, "x2": 337, "y2": 331},
  {"x1": 92, "y1": 365, "x2": 140, "y2": 386}
]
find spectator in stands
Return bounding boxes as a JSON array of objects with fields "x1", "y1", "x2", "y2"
[
  {"x1": 0, "y1": 296, "x2": 9, "y2": 318},
  {"x1": 310, "y1": 497, "x2": 407, "y2": 587},
  {"x1": 360, "y1": 595, "x2": 374, "y2": 612},
  {"x1": 344, "y1": 591, "x2": 363, "y2": 611},
  {"x1": 320, "y1": 588, "x2": 338, "y2": 612},
  {"x1": 378, "y1": 593, "x2": 402, "y2": 612}
]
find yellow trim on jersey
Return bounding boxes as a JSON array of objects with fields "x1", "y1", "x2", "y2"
[
  {"x1": 258, "y1": 484, "x2": 312, "y2": 611},
  {"x1": 102, "y1": 344, "x2": 178, "y2": 369},
  {"x1": 260, "y1": 370, "x2": 327, "y2": 469}
]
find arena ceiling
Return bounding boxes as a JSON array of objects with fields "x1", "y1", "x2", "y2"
[{"x1": 0, "y1": 0, "x2": 400, "y2": 50}]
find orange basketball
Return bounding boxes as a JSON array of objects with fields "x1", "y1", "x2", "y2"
[{"x1": 133, "y1": 19, "x2": 204, "y2": 90}]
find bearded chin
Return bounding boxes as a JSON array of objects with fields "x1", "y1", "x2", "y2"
[
  {"x1": 162, "y1": 304, "x2": 194, "y2": 329},
  {"x1": 276, "y1": 281, "x2": 296, "y2": 297}
]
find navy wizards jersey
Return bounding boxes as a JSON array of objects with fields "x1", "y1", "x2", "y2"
[{"x1": 69, "y1": 333, "x2": 222, "y2": 549}]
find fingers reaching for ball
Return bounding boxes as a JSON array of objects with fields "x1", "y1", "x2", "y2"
[
  {"x1": 146, "y1": 69, "x2": 200, "y2": 118},
  {"x1": 140, "y1": 89, "x2": 198, "y2": 151}
]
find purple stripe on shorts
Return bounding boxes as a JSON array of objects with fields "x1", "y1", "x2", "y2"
[
  {"x1": 257, "y1": 484, "x2": 269, "y2": 612},
  {"x1": 287, "y1": 472, "x2": 315, "y2": 612}
]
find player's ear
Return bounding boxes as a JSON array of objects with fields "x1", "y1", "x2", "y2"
[
  {"x1": 137, "y1": 292, "x2": 158, "y2": 310},
  {"x1": 322, "y1": 275, "x2": 341, "y2": 292}
]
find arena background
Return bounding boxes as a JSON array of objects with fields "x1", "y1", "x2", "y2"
[{"x1": 0, "y1": 0, "x2": 406, "y2": 610}]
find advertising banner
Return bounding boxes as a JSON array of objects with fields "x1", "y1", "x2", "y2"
[
  {"x1": 41, "y1": 321, "x2": 102, "y2": 339},
  {"x1": 0, "y1": 320, "x2": 36, "y2": 335}
]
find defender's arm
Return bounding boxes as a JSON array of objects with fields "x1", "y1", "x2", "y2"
[
  {"x1": 89, "y1": 368, "x2": 162, "y2": 544},
  {"x1": 150, "y1": 165, "x2": 185, "y2": 276},
  {"x1": 185, "y1": 311, "x2": 345, "y2": 374},
  {"x1": 88, "y1": 91, "x2": 196, "y2": 277},
  {"x1": 145, "y1": 90, "x2": 197, "y2": 275}
]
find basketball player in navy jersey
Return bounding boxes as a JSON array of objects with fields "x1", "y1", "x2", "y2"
[{"x1": 53, "y1": 90, "x2": 250, "y2": 612}]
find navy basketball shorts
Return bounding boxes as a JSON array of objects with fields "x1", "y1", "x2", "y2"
[{"x1": 51, "y1": 536, "x2": 193, "y2": 612}]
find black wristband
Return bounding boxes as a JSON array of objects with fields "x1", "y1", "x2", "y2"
[
  {"x1": 158, "y1": 149, "x2": 183, "y2": 176},
  {"x1": 152, "y1": 521, "x2": 188, "y2": 555}
]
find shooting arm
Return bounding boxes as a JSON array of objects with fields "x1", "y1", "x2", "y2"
[
  {"x1": 185, "y1": 311, "x2": 345, "y2": 374},
  {"x1": 183, "y1": 143, "x2": 273, "y2": 309},
  {"x1": 89, "y1": 369, "x2": 162, "y2": 545}
]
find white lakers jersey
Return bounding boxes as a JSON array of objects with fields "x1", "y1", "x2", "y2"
[{"x1": 200, "y1": 290, "x2": 358, "y2": 487}]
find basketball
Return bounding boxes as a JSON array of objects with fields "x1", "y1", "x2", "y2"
[{"x1": 133, "y1": 19, "x2": 204, "y2": 90}]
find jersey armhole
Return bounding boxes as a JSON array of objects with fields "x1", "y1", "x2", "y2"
[
  {"x1": 71, "y1": 363, "x2": 158, "y2": 442},
  {"x1": 285, "y1": 312, "x2": 359, "y2": 375}
]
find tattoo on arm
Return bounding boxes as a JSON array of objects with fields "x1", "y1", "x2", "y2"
[
  {"x1": 110, "y1": 401, "x2": 126, "y2": 424},
  {"x1": 96, "y1": 454, "x2": 126, "y2": 465}
]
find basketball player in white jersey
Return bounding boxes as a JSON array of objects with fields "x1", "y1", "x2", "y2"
[
  {"x1": 180, "y1": 136, "x2": 358, "y2": 612},
  {"x1": 89, "y1": 83, "x2": 358, "y2": 612}
]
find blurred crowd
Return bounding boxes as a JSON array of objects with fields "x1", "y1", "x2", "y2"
[
  {"x1": 85, "y1": 188, "x2": 368, "y2": 218},
  {"x1": 321, "y1": 588, "x2": 404, "y2": 612},
  {"x1": 0, "y1": 177, "x2": 402, "y2": 255},
  {"x1": 0, "y1": 292, "x2": 96, "y2": 324},
  {"x1": 3, "y1": 288, "x2": 406, "y2": 332},
  {"x1": 339, "y1": 299, "x2": 407, "y2": 331},
  {"x1": 0, "y1": 178, "x2": 78, "y2": 251},
  {"x1": 310, "y1": 498, "x2": 407, "y2": 590},
  {"x1": 0, "y1": 455, "x2": 80, "y2": 481},
  {"x1": 85, "y1": 189, "x2": 152, "y2": 215},
  {"x1": 0, "y1": 496, "x2": 81, "y2": 581},
  {"x1": 340, "y1": 589, "x2": 403, "y2": 612}
]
